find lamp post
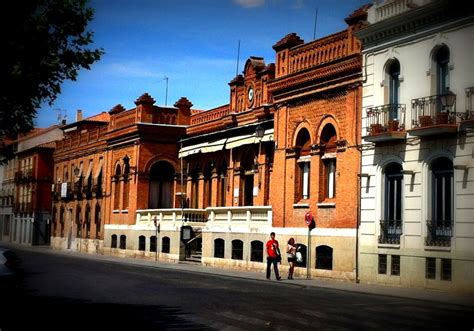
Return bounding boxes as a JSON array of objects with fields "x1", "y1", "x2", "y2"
[
  {"x1": 255, "y1": 125, "x2": 265, "y2": 187},
  {"x1": 440, "y1": 89, "x2": 456, "y2": 110}
]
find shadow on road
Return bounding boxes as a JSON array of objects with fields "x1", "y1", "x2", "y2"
[{"x1": 1, "y1": 289, "x2": 210, "y2": 331}]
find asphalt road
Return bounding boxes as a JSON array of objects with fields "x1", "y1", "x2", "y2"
[{"x1": 1, "y1": 247, "x2": 473, "y2": 330}]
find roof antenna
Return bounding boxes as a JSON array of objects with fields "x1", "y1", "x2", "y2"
[
  {"x1": 236, "y1": 40, "x2": 241, "y2": 77},
  {"x1": 313, "y1": 7, "x2": 318, "y2": 40},
  {"x1": 163, "y1": 76, "x2": 169, "y2": 106}
]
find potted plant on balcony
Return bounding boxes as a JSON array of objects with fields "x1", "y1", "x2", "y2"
[
  {"x1": 419, "y1": 115, "x2": 433, "y2": 127},
  {"x1": 435, "y1": 111, "x2": 449, "y2": 124},
  {"x1": 370, "y1": 123, "x2": 383, "y2": 134},
  {"x1": 387, "y1": 120, "x2": 399, "y2": 132}
]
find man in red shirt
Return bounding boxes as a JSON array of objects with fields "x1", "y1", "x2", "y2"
[{"x1": 266, "y1": 232, "x2": 281, "y2": 280}]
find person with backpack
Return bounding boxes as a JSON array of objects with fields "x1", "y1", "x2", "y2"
[{"x1": 286, "y1": 237, "x2": 297, "y2": 279}]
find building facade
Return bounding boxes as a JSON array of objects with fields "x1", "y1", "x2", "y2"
[
  {"x1": 126, "y1": 8, "x2": 367, "y2": 280},
  {"x1": 0, "y1": 126, "x2": 63, "y2": 245},
  {"x1": 356, "y1": 0, "x2": 474, "y2": 292}
]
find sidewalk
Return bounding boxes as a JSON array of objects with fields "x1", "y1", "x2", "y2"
[{"x1": 6, "y1": 242, "x2": 474, "y2": 308}]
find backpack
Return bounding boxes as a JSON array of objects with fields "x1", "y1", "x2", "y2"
[{"x1": 296, "y1": 251, "x2": 303, "y2": 263}]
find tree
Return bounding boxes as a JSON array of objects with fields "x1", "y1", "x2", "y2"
[{"x1": 0, "y1": 0, "x2": 104, "y2": 143}]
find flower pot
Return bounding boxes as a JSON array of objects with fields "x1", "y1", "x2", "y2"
[
  {"x1": 436, "y1": 112, "x2": 448, "y2": 124},
  {"x1": 419, "y1": 115, "x2": 433, "y2": 127},
  {"x1": 370, "y1": 123, "x2": 382, "y2": 134},
  {"x1": 387, "y1": 120, "x2": 399, "y2": 132}
]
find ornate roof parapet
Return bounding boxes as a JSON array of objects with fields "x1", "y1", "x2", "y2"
[
  {"x1": 174, "y1": 97, "x2": 193, "y2": 111},
  {"x1": 175, "y1": 97, "x2": 193, "y2": 125},
  {"x1": 134, "y1": 93, "x2": 156, "y2": 106},
  {"x1": 109, "y1": 104, "x2": 126, "y2": 115},
  {"x1": 228, "y1": 74, "x2": 244, "y2": 86},
  {"x1": 273, "y1": 33, "x2": 304, "y2": 51}
]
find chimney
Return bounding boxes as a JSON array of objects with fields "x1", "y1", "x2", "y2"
[{"x1": 76, "y1": 109, "x2": 83, "y2": 122}]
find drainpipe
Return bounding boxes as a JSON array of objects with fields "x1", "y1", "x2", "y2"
[{"x1": 355, "y1": 67, "x2": 363, "y2": 284}]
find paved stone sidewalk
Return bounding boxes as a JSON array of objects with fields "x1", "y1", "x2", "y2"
[{"x1": 5, "y1": 242, "x2": 474, "y2": 308}]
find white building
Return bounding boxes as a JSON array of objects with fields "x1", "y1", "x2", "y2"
[{"x1": 356, "y1": 0, "x2": 474, "y2": 293}]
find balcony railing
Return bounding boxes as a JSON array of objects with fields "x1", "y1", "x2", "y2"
[
  {"x1": 365, "y1": 104, "x2": 406, "y2": 142},
  {"x1": 409, "y1": 95, "x2": 459, "y2": 136},
  {"x1": 378, "y1": 219, "x2": 402, "y2": 245},
  {"x1": 135, "y1": 206, "x2": 272, "y2": 229},
  {"x1": 425, "y1": 219, "x2": 452, "y2": 247}
]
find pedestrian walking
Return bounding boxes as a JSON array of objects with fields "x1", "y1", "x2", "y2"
[
  {"x1": 286, "y1": 237, "x2": 297, "y2": 279},
  {"x1": 266, "y1": 232, "x2": 281, "y2": 280}
]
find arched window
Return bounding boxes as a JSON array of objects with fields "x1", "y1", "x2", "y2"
[
  {"x1": 75, "y1": 205, "x2": 82, "y2": 237},
  {"x1": 427, "y1": 157, "x2": 454, "y2": 246},
  {"x1": 435, "y1": 46, "x2": 450, "y2": 97},
  {"x1": 138, "y1": 235, "x2": 146, "y2": 251},
  {"x1": 161, "y1": 237, "x2": 170, "y2": 253},
  {"x1": 150, "y1": 236, "x2": 157, "y2": 252},
  {"x1": 111, "y1": 234, "x2": 117, "y2": 248},
  {"x1": 190, "y1": 165, "x2": 200, "y2": 209},
  {"x1": 214, "y1": 238, "x2": 225, "y2": 258},
  {"x1": 203, "y1": 162, "x2": 213, "y2": 208},
  {"x1": 250, "y1": 240, "x2": 263, "y2": 262},
  {"x1": 381, "y1": 163, "x2": 403, "y2": 244},
  {"x1": 240, "y1": 149, "x2": 256, "y2": 206},
  {"x1": 217, "y1": 161, "x2": 227, "y2": 207},
  {"x1": 316, "y1": 245, "x2": 333, "y2": 270},
  {"x1": 59, "y1": 206, "x2": 65, "y2": 237},
  {"x1": 119, "y1": 235, "x2": 126, "y2": 249},
  {"x1": 94, "y1": 203, "x2": 101, "y2": 238},
  {"x1": 149, "y1": 161, "x2": 175, "y2": 209},
  {"x1": 122, "y1": 164, "x2": 130, "y2": 210},
  {"x1": 232, "y1": 239, "x2": 243, "y2": 260},
  {"x1": 84, "y1": 204, "x2": 91, "y2": 239},
  {"x1": 113, "y1": 165, "x2": 121, "y2": 210},
  {"x1": 387, "y1": 59, "x2": 400, "y2": 120},
  {"x1": 295, "y1": 128, "x2": 311, "y2": 201},
  {"x1": 320, "y1": 125, "x2": 337, "y2": 200}
]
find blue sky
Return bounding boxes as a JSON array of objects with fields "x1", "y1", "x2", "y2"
[{"x1": 37, "y1": 0, "x2": 369, "y2": 127}]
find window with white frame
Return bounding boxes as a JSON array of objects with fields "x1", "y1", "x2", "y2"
[
  {"x1": 319, "y1": 124, "x2": 337, "y2": 201},
  {"x1": 294, "y1": 128, "x2": 312, "y2": 202}
]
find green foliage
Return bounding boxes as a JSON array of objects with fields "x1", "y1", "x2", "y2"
[{"x1": 0, "y1": 0, "x2": 104, "y2": 142}]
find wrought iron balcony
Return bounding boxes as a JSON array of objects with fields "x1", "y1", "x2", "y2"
[
  {"x1": 364, "y1": 104, "x2": 406, "y2": 142},
  {"x1": 378, "y1": 219, "x2": 402, "y2": 245},
  {"x1": 459, "y1": 87, "x2": 474, "y2": 130},
  {"x1": 409, "y1": 95, "x2": 458, "y2": 136},
  {"x1": 425, "y1": 219, "x2": 452, "y2": 247}
]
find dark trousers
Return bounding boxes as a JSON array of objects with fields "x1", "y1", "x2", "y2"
[{"x1": 266, "y1": 256, "x2": 280, "y2": 279}]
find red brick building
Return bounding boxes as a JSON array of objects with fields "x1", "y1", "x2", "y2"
[{"x1": 51, "y1": 7, "x2": 367, "y2": 280}]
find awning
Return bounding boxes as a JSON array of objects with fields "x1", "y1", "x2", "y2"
[
  {"x1": 178, "y1": 128, "x2": 274, "y2": 158},
  {"x1": 94, "y1": 158, "x2": 104, "y2": 179},
  {"x1": 73, "y1": 163, "x2": 83, "y2": 182},
  {"x1": 179, "y1": 138, "x2": 227, "y2": 158},
  {"x1": 84, "y1": 161, "x2": 93, "y2": 180},
  {"x1": 225, "y1": 128, "x2": 274, "y2": 150}
]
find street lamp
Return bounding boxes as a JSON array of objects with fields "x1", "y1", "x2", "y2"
[
  {"x1": 255, "y1": 125, "x2": 265, "y2": 186},
  {"x1": 255, "y1": 125, "x2": 265, "y2": 139},
  {"x1": 440, "y1": 89, "x2": 456, "y2": 109}
]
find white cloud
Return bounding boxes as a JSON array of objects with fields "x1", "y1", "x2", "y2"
[{"x1": 233, "y1": 0, "x2": 265, "y2": 8}]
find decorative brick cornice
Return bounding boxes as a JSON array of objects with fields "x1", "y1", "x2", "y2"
[{"x1": 268, "y1": 55, "x2": 361, "y2": 95}]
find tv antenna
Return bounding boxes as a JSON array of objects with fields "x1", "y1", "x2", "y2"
[{"x1": 163, "y1": 76, "x2": 169, "y2": 106}]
